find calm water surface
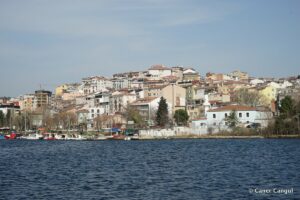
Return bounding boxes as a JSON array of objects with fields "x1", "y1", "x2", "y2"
[{"x1": 0, "y1": 139, "x2": 299, "y2": 200}]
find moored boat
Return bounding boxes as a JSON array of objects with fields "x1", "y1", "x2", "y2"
[
  {"x1": 4, "y1": 132, "x2": 17, "y2": 140},
  {"x1": 43, "y1": 133, "x2": 57, "y2": 140},
  {"x1": 20, "y1": 133, "x2": 43, "y2": 140}
]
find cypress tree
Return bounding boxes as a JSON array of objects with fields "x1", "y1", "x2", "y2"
[{"x1": 156, "y1": 97, "x2": 169, "y2": 127}]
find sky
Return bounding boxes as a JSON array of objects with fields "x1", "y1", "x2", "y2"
[{"x1": 0, "y1": 0, "x2": 299, "y2": 97}]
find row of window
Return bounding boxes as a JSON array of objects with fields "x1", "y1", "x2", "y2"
[{"x1": 213, "y1": 112, "x2": 250, "y2": 118}]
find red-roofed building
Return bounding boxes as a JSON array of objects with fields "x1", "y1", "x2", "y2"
[{"x1": 191, "y1": 104, "x2": 273, "y2": 134}]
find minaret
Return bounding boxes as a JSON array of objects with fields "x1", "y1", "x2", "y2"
[{"x1": 203, "y1": 94, "x2": 211, "y2": 117}]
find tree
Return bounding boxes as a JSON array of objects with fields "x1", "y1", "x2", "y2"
[
  {"x1": 234, "y1": 88, "x2": 264, "y2": 106},
  {"x1": 225, "y1": 110, "x2": 239, "y2": 128},
  {"x1": 54, "y1": 111, "x2": 77, "y2": 130},
  {"x1": 124, "y1": 105, "x2": 145, "y2": 128},
  {"x1": 0, "y1": 111, "x2": 4, "y2": 127},
  {"x1": 5, "y1": 110, "x2": 11, "y2": 128},
  {"x1": 279, "y1": 96, "x2": 294, "y2": 119},
  {"x1": 174, "y1": 109, "x2": 189, "y2": 126},
  {"x1": 156, "y1": 97, "x2": 169, "y2": 127}
]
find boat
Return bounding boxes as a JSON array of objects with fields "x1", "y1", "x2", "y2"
[
  {"x1": 106, "y1": 134, "x2": 125, "y2": 140},
  {"x1": 43, "y1": 133, "x2": 57, "y2": 140},
  {"x1": 67, "y1": 134, "x2": 87, "y2": 140},
  {"x1": 4, "y1": 132, "x2": 17, "y2": 140},
  {"x1": 96, "y1": 135, "x2": 107, "y2": 140},
  {"x1": 20, "y1": 133, "x2": 43, "y2": 140}
]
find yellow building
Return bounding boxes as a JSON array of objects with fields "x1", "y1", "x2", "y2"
[
  {"x1": 55, "y1": 84, "x2": 69, "y2": 97},
  {"x1": 259, "y1": 85, "x2": 277, "y2": 106}
]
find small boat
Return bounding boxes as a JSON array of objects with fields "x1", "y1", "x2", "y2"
[
  {"x1": 43, "y1": 133, "x2": 57, "y2": 140},
  {"x1": 67, "y1": 134, "x2": 87, "y2": 140},
  {"x1": 21, "y1": 133, "x2": 43, "y2": 140},
  {"x1": 4, "y1": 132, "x2": 17, "y2": 140},
  {"x1": 124, "y1": 134, "x2": 140, "y2": 141},
  {"x1": 106, "y1": 134, "x2": 125, "y2": 140}
]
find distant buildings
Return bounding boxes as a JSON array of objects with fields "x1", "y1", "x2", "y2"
[{"x1": 3, "y1": 64, "x2": 299, "y2": 134}]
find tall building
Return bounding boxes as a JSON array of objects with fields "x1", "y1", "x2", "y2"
[{"x1": 34, "y1": 90, "x2": 52, "y2": 110}]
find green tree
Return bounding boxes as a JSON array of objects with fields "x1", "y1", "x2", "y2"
[
  {"x1": 156, "y1": 97, "x2": 169, "y2": 127},
  {"x1": 174, "y1": 109, "x2": 189, "y2": 126},
  {"x1": 279, "y1": 96, "x2": 294, "y2": 118},
  {"x1": 225, "y1": 110, "x2": 239, "y2": 128},
  {"x1": 0, "y1": 110, "x2": 4, "y2": 127}
]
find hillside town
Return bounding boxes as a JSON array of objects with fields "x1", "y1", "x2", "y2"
[{"x1": 1, "y1": 64, "x2": 300, "y2": 139}]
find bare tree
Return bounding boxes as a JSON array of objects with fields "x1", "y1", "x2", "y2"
[{"x1": 233, "y1": 88, "x2": 265, "y2": 106}]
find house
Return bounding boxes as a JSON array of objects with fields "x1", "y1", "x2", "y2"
[
  {"x1": 111, "y1": 77, "x2": 130, "y2": 90},
  {"x1": 191, "y1": 105, "x2": 272, "y2": 134},
  {"x1": 144, "y1": 85, "x2": 165, "y2": 98},
  {"x1": 147, "y1": 64, "x2": 172, "y2": 80},
  {"x1": 182, "y1": 68, "x2": 200, "y2": 82},
  {"x1": 55, "y1": 84, "x2": 69, "y2": 97},
  {"x1": 81, "y1": 76, "x2": 112, "y2": 94},
  {"x1": 229, "y1": 70, "x2": 249, "y2": 80},
  {"x1": 19, "y1": 94, "x2": 35, "y2": 111},
  {"x1": 208, "y1": 92, "x2": 231, "y2": 103},
  {"x1": 258, "y1": 84, "x2": 277, "y2": 106},
  {"x1": 208, "y1": 105, "x2": 272, "y2": 127},
  {"x1": 130, "y1": 78, "x2": 145, "y2": 89},
  {"x1": 110, "y1": 91, "x2": 136, "y2": 114},
  {"x1": 130, "y1": 97, "x2": 161, "y2": 126},
  {"x1": 161, "y1": 84, "x2": 186, "y2": 114},
  {"x1": 171, "y1": 66, "x2": 184, "y2": 80},
  {"x1": 206, "y1": 73, "x2": 232, "y2": 82}
]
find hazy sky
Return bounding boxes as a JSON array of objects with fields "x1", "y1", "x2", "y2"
[{"x1": 0, "y1": 0, "x2": 299, "y2": 97}]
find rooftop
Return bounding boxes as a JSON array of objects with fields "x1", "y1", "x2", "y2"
[
  {"x1": 149, "y1": 64, "x2": 170, "y2": 70},
  {"x1": 208, "y1": 105, "x2": 256, "y2": 112}
]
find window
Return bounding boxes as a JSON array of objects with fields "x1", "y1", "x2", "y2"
[
  {"x1": 225, "y1": 113, "x2": 228, "y2": 118},
  {"x1": 246, "y1": 112, "x2": 249, "y2": 117},
  {"x1": 91, "y1": 114, "x2": 94, "y2": 118},
  {"x1": 239, "y1": 113, "x2": 242, "y2": 118},
  {"x1": 91, "y1": 109, "x2": 94, "y2": 113},
  {"x1": 213, "y1": 114, "x2": 216, "y2": 118}
]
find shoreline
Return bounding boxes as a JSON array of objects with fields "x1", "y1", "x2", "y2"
[{"x1": 140, "y1": 134, "x2": 300, "y2": 140}]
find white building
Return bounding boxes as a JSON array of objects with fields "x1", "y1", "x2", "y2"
[
  {"x1": 110, "y1": 91, "x2": 137, "y2": 113},
  {"x1": 0, "y1": 104, "x2": 20, "y2": 116},
  {"x1": 147, "y1": 65, "x2": 172, "y2": 80},
  {"x1": 111, "y1": 77, "x2": 130, "y2": 90},
  {"x1": 191, "y1": 105, "x2": 272, "y2": 134},
  {"x1": 81, "y1": 76, "x2": 112, "y2": 94}
]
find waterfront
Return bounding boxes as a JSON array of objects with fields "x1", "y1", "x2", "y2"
[{"x1": 0, "y1": 139, "x2": 299, "y2": 199}]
